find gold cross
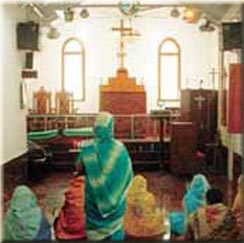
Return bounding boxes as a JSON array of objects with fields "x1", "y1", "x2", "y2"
[{"x1": 112, "y1": 19, "x2": 132, "y2": 68}]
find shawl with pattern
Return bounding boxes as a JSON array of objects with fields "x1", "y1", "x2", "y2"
[
  {"x1": 169, "y1": 174, "x2": 210, "y2": 235},
  {"x1": 77, "y1": 112, "x2": 133, "y2": 240},
  {"x1": 189, "y1": 203, "x2": 239, "y2": 240},
  {"x1": 3, "y1": 185, "x2": 45, "y2": 241},
  {"x1": 231, "y1": 174, "x2": 243, "y2": 234},
  {"x1": 54, "y1": 176, "x2": 86, "y2": 240}
]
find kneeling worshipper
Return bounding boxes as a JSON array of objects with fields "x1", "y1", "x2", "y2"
[
  {"x1": 186, "y1": 188, "x2": 240, "y2": 240},
  {"x1": 231, "y1": 174, "x2": 243, "y2": 239},
  {"x1": 169, "y1": 173, "x2": 211, "y2": 235},
  {"x1": 3, "y1": 185, "x2": 51, "y2": 241},
  {"x1": 124, "y1": 175, "x2": 166, "y2": 240},
  {"x1": 53, "y1": 175, "x2": 86, "y2": 240}
]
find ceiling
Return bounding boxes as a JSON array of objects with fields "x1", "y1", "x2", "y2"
[{"x1": 22, "y1": 1, "x2": 241, "y2": 27}]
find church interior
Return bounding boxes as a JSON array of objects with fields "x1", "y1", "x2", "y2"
[{"x1": 1, "y1": 0, "x2": 243, "y2": 241}]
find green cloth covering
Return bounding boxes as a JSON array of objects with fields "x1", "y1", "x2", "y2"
[
  {"x1": 3, "y1": 185, "x2": 42, "y2": 241},
  {"x1": 27, "y1": 129, "x2": 59, "y2": 141},
  {"x1": 62, "y1": 127, "x2": 93, "y2": 137}
]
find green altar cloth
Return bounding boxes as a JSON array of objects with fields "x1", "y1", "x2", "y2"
[
  {"x1": 62, "y1": 127, "x2": 93, "y2": 137},
  {"x1": 27, "y1": 129, "x2": 59, "y2": 141}
]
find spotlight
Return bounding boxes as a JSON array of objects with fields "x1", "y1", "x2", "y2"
[
  {"x1": 183, "y1": 7, "x2": 201, "y2": 24},
  {"x1": 64, "y1": 7, "x2": 74, "y2": 22},
  {"x1": 80, "y1": 8, "x2": 89, "y2": 18},
  {"x1": 47, "y1": 27, "x2": 60, "y2": 39},
  {"x1": 199, "y1": 20, "x2": 215, "y2": 32},
  {"x1": 170, "y1": 7, "x2": 180, "y2": 18}
]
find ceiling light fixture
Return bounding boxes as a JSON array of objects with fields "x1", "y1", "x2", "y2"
[
  {"x1": 64, "y1": 7, "x2": 74, "y2": 22},
  {"x1": 47, "y1": 27, "x2": 60, "y2": 39},
  {"x1": 199, "y1": 19, "x2": 215, "y2": 32},
  {"x1": 170, "y1": 7, "x2": 180, "y2": 18},
  {"x1": 80, "y1": 8, "x2": 89, "y2": 18},
  {"x1": 118, "y1": 0, "x2": 140, "y2": 16},
  {"x1": 183, "y1": 6, "x2": 201, "y2": 24}
]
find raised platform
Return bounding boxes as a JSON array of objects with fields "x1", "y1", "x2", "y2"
[{"x1": 30, "y1": 136, "x2": 170, "y2": 170}]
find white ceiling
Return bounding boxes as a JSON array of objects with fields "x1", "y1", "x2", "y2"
[{"x1": 22, "y1": 1, "x2": 241, "y2": 26}]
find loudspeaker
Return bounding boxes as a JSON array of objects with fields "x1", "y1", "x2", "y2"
[
  {"x1": 17, "y1": 22, "x2": 39, "y2": 50},
  {"x1": 222, "y1": 22, "x2": 242, "y2": 50},
  {"x1": 25, "y1": 52, "x2": 33, "y2": 69}
]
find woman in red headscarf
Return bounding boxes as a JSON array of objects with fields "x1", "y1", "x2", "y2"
[{"x1": 54, "y1": 175, "x2": 86, "y2": 240}]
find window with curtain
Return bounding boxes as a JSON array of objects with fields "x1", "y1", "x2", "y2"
[
  {"x1": 62, "y1": 37, "x2": 85, "y2": 101},
  {"x1": 158, "y1": 37, "x2": 181, "y2": 105}
]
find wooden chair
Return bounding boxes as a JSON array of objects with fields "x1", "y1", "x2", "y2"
[
  {"x1": 170, "y1": 121, "x2": 206, "y2": 175},
  {"x1": 31, "y1": 86, "x2": 51, "y2": 114},
  {"x1": 54, "y1": 90, "x2": 74, "y2": 115}
]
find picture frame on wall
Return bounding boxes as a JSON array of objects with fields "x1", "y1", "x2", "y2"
[{"x1": 20, "y1": 81, "x2": 27, "y2": 109}]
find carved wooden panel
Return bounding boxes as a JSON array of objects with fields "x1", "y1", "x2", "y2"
[
  {"x1": 55, "y1": 90, "x2": 74, "y2": 115},
  {"x1": 100, "y1": 68, "x2": 146, "y2": 114},
  {"x1": 33, "y1": 86, "x2": 51, "y2": 114}
]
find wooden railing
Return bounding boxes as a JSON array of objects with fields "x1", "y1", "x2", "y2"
[{"x1": 27, "y1": 112, "x2": 180, "y2": 140}]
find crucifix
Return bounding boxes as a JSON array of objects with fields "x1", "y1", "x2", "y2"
[
  {"x1": 112, "y1": 19, "x2": 132, "y2": 68},
  {"x1": 194, "y1": 94, "x2": 206, "y2": 110},
  {"x1": 209, "y1": 68, "x2": 219, "y2": 89}
]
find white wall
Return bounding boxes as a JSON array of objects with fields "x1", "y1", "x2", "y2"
[
  {"x1": 26, "y1": 11, "x2": 219, "y2": 113},
  {"x1": 0, "y1": 4, "x2": 27, "y2": 164}
]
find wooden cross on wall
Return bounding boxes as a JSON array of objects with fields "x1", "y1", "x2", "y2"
[
  {"x1": 112, "y1": 19, "x2": 132, "y2": 68},
  {"x1": 209, "y1": 68, "x2": 219, "y2": 89}
]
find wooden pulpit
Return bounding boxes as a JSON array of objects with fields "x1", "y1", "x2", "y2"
[
  {"x1": 180, "y1": 89, "x2": 218, "y2": 149},
  {"x1": 170, "y1": 121, "x2": 206, "y2": 174}
]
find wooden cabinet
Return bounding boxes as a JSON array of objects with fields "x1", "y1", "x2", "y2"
[{"x1": 180, "y1": 89, "x2": 218, "y2": 149}]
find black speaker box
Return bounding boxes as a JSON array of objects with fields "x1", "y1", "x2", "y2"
[
  {"x1": 222, "y1": 22, "x2": 242, "y2": 50},
  {"x1": 17, "y1": 22, "x2": 39, "y2": 50}
]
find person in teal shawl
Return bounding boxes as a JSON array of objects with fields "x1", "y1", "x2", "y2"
[
  {"x1": 3, "y1": 185, "x2": 51, "y2": 241},
  {"x1": 169, "y1": 174, "x2": 211, "y2": 236},
  {"x1": 76, "y1": 112, "x2": 134, "y2": 241}
]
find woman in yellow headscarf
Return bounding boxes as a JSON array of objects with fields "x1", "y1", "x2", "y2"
[{"x1": 124, "y1": 175, "x2": 165, "y2": 239}]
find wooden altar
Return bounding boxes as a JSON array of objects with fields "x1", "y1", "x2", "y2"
[{"x1": 100, "y1": 68, "x2": 146, "y2": 114}]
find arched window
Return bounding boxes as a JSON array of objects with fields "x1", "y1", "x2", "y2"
[
  {"x1": 158, "y1": 37, "x2": 181, "y2": 106},
  {"x1": 62, "y1": 37, "x2": 85, "y2": 101}
]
